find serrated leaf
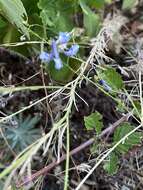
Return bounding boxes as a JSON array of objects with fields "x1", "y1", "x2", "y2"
[
  {"x1": 79, "y1": 0, "x2": 101, "y2": 37},
  {"x1": 97, "y1": 67, "x2": 124, "y2": 91},
  {"x1": 122, "y1": 0, "x2": 137, "y2": 10},
  {"x1": 103, "y1": 152, "x2": 119, "y2": 175},
  {"x1": 0, "y1": 0, "x2": 29, "y2": 38},
  {"x1": 84, "y1": 111, "x2": 103, "y2": 134},
  {"x1": 114, "y1": 122, "x2": 142, "y2": 154}
]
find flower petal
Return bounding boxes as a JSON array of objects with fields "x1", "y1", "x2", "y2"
[
  {"x1": 64, "y1": 44, "x2": 79, "y2": 57},
  {"x1": 52, "y1": 39, "x2": 60, "y2": 58},
  {"x1": 57, "y1": 32, "x2": 71, "y2": 44},
  {"x1": 39, "y1": 51, "x2": 53, "y2": 62},
  {"x1": 54, "y1": 58, "x2": 63, "y2": 70}
]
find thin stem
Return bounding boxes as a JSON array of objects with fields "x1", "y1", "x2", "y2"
[{"x1": 64, "y1": 118, "x2": 70, "y2": 190}]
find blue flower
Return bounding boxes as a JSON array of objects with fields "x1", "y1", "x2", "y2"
[
  {"x1": 57, "y1": 32, "x2": 71, "y2": 44},
  {"x1": 64, "y1": 44, "x2": 79, "y2": 57},
  {"x1": 39, "y1": 51, "x2": 53, "y2": 63},
  {"x1": 39, "y1": 32, "x2": 79, "y2": 70},
  {"x1": 99, "y1": 79, "x2": 112, "y2": 91},
  {"x1": 54, "y1": 58, "x2": 63, "y2": 70},
  {"x1": 52, "y1": 40, "x2": 59, "y2": 58},
  {"x1": 52, "y1": 40, "x2": 63, "y2": 69}
]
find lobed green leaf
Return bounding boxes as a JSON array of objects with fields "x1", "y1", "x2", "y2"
[{"x1": 84, "y1": 111, "x2": 103, "y2": 134}]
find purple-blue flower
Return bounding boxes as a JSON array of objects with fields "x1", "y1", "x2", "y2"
[
  {"x1": 54, "y1": 58, "x2": 63, "y2": 70},
  {"x1": 57, "y1": 32, "x2": 71, "y2": 44},
  {"x1": 39, "y1": 51, "x2": 53, "y2": 63},
  {"x1": 39, "y1": 31, "x2": 79, "y2": 70},
  {"x1": 52, "y1": 39, "x2": 63, "y2": 69},
  {"x1": 99, "y1": 79, "x2": 112, "y2": 91},
  {"x1": 64, "y1": 44, "x2": 79, "y2": 57},
  {"x1": 52, "y1": 40, "x2": 60, "y2": 59}
]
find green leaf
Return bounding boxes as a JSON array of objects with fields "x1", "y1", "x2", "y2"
[
  {"x1": 103, "y1": 152, "x2": 119, "y2": 175},
  {"x1": 2, "y1": 114, "x2": 42, "y2": 152},
  {"x1": 38, "y1": 0, "x2": 74, "y2": 32},
  {"x1": 89, "y1": 0, "x2": 105, "y2": 9},
  {"x1": 39, "y1": 9, "x2": 55, "y2": 26},
  {"x1": 97, "y1": 67, "x2": 124, "y2": 91},
  {"x1": 0, "y1": 0, "x2": 29, "y2": 38},
  {"x1": 38, "y1": 0, "x2": 56, "y2": 27},
  {"x1": 22, "y1": 0, "x2": 39, "y2": 15},
  {"x1": 122, "y1": 0, "x2": 137, "y2": 10},
  {"x1": 82, "y1": 0, "x2": 105, "y2": 9},
  {"x1": 0, "y1": 18, "x2": 6, "y2": 28},
  {"x1": 79, "y1": 0, "x2": 101, "y2": 37},
  {"x1": 84, "y1": 111, "x2": 103, "y2": 134},
  {"x1": 113, "y1": 123, "x2": 142, "y2": 154}
]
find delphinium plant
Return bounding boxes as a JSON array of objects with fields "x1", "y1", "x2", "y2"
[
  {"x1": 39, "y1": 32, "x2": 80, "y2": 83},
  {"x1": 0, "y1": 0, "x2": 143, "y2": 190}
]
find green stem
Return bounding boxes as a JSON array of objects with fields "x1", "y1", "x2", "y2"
[{"x1": 64, "y1": 118, "x2": 70, "y2": 190}]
